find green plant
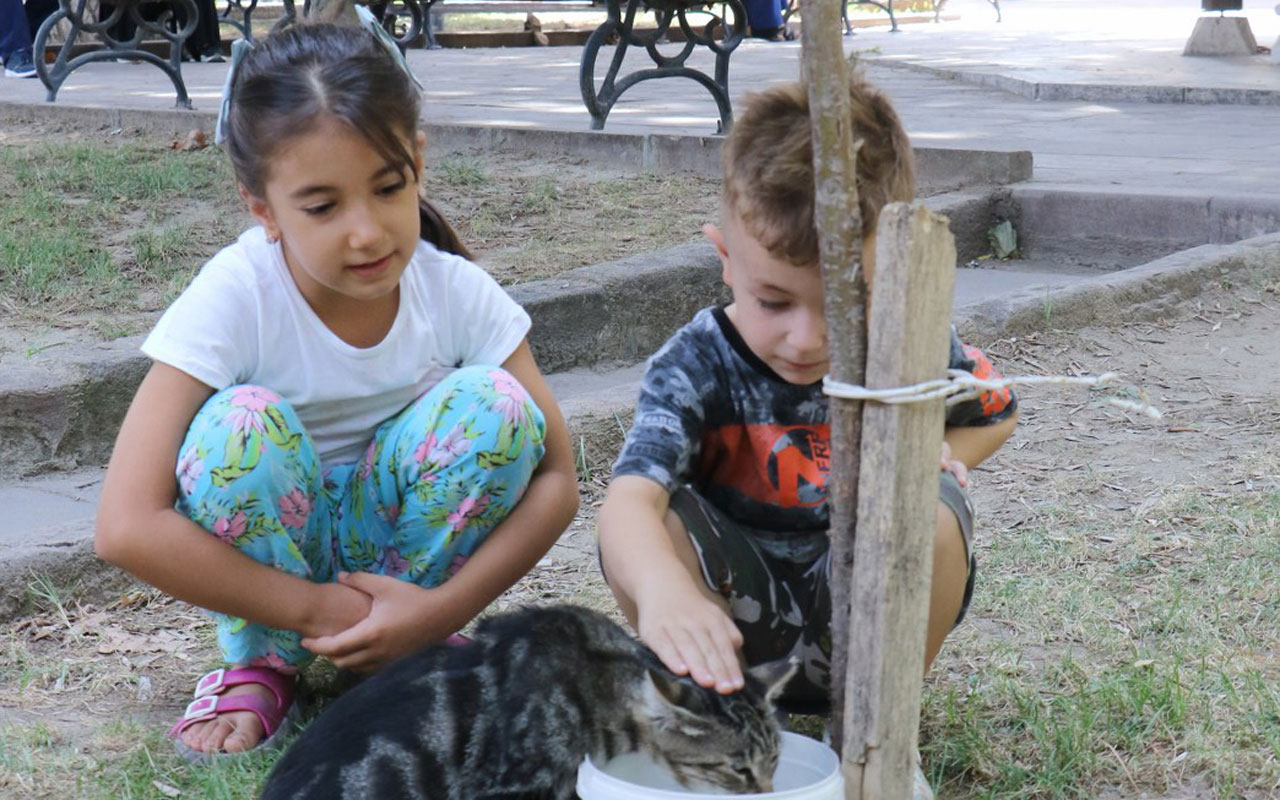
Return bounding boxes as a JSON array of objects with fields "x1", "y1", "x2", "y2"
[{"x1": 435, "y1": 156, "x2": 489, "y2": 187}]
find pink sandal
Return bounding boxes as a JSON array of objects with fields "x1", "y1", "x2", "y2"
[{"x1": 169, "y1": 666, "x2": 301, "y2": 764}]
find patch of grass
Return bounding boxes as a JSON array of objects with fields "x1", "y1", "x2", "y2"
[
  {"x1": 85, "y1": 727, "x2": 278, "y2": 800},
  {"x1": 521, "y1": 176, "x2": 559, "y2": 215},
  {"x1": 7, "y1": 142, "x2": 226, "y2": 204},
  {"x1": 922, "y1": 486, "x2": 1280, "y2": 797},
  {"x1": 0, "y1": 140, "x2": 238, "y2": 319},
  {"x1": 434, "y1": 155, "x2": 489, "y2": 187}
]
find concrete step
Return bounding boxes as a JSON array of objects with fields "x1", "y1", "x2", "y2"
[
  {"x1": 11, "y1": 228, "x2": 1280, "y2": 618},
  {"x1": 0, "y1": 361, "x2": 646, "y2": 619}
]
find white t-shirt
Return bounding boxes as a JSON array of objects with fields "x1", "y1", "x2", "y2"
[{"x1": 143, "y1": 226, "x2": 531, "y2": 466}]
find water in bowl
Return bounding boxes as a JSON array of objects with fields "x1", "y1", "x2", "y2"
[{"x1": 578, "y1": 731, "x2": 844, "y2": 799}]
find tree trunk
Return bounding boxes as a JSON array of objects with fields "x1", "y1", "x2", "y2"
[{"x1": 797, "y1": 0, "x2": 865, "y2": 757}]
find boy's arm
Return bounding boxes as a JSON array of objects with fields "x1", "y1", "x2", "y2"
[
  {"x1": 599, "y1": 475, "x2": 745, "y2": 693},
  {"x1": 944, "y1": 410, "x2": 1017, "y2": 470},
  {"x1": 944, "y1": 332, "x2": 1018, "y2": 470}
]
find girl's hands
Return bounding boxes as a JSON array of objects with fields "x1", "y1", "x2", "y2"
[
  {"x1": 301, "y1": 572, "x2": 456, "y2": 672},
  {"x1": 636, "y1": 583, "x2": 744, "y2": 695}
]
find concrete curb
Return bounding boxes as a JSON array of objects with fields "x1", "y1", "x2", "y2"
[
  {"x1": 0, "y1": 240, "x2": 726, "y2": 480},
  {"x1": 0, "y1": 190, "x2": 1003, "y2": 480},
  {"x1": 10, "y1": 230, "x2": 1280, "y2": 620},
  {"x1": 0, "y1": 394, "x2": 637, "y2": 621},
  {"x1": 955, "y1": 231, "x2": 1280, "y2": 342},
  {"x1": 1004, "y1": 184, "x2": 1280, "y2": 266},
  {"x1": 0, "y1": 100, "x2": 1034, "y2": 193},
  {"x1": 864, "y1": 57, "x2": 1280, "y2": 107},
  {"x1": 6, "y1": 230, "x2": 1280, "y2": 620}
]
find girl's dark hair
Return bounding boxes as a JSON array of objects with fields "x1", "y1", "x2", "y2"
[{"x1": 223, "y1": 23, "x2": 470, "y2": 259}]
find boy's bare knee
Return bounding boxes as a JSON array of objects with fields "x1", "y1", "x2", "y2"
[
  {"x1": 932, "y1": 503, "x2": 968, "y2": 583},
  {"x1": 925, "y1": 502, "x2": 969, "y2": 672}
]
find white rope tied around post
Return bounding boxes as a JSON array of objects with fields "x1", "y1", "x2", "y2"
[{"x1": 823, "y1": 369, "x2": 1163, "y2": 419}]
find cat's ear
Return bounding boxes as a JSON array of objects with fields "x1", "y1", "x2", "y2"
[
  {"x1": 641, "y1": 669, "x2": 709, "y2": 735},
  {"x1": 747, "y1": 657, "x2": 799, "y2": 705}
]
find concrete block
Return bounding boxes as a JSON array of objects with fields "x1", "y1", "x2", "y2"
[
  {"x1": 510, "y1": 242, "x2": 729, "y2": 374},
  {"x1": 1034, "y1": 82, "x2": 1186, "y2": 104},
  {"x1": 1183, "y1": 87, "x2": 1280, "y2": 105},
  {"x1": 922, "y1": 189, "x2": 1011, "y2": 263},
  {"x1": 913, "y1": 148, "x2": 1033, "y2": 194},
  {"x1": 1183, "y1": 16, "x2": 1258, "y2": 57},
  {"x1": 1208, "y1": 194, "x2": 1280, "y2": 243},
  {"x1": 1010, "y1": 186, "x2": 1213, "y2": 265}
]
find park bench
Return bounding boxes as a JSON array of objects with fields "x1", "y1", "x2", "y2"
[
  {"x1": 579, "y1": 0, "x2": 905, "y2": 134},
  {"x1": 33, "y1": 0, "x2": 200, "y2": 106},
  {"x1": 31, "y1": 0, "x2": 433, "y2": 108},
  {"x1": 579, "y1": 0, "x2": 746, "y2": 134}
]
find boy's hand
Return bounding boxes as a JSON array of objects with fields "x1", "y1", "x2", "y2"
[
  {"x1": 940, "y1": 441, "x2": 968, "y2": 487},
  {"x1": 301, "y1": 572, "x2": 455, "y2": 672},
  {"x1": 636, "y1": 584, "x2": 745, "y2": 694}
]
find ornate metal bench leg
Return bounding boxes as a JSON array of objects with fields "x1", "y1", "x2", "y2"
[
  {"x1": 220, "y1": 0, "x2": 259, "y2": 42},
  {"x1": 845, "y1": 0, "x2": 897, "y2": 34},
  {"x1": 581, "y1": 0, "x2": 744, "y2": 134},
  {"x1": 580, "y1": 0, "x2": 632, "y2": 130},
  {"x1": 34, "y1": 0, "x2": 197, "y2": 108},
  {"x1": 273, "y1": 0, "x2": 297, "y2": 32},
  {"x1": 710, "y1": 48, "x2": 732, "y2": 134},
  {"x1": 373, "y1": 0, "x2": 425, "y2": 51},
  {"x1": 990, "y1": 0, "x2": 1000, "y2": 22}
]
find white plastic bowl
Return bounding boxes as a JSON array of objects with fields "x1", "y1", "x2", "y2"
[{"x1": 576, "y1": 731, "x2": 844, "y2": 799}]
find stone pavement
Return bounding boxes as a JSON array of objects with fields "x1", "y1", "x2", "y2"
[
  {"x1": 4, "y1": 0, "x2": 1280, "y2": 607},
  {"x1": 2, "y1": 0, "x2": 1279, "y2": 195}
]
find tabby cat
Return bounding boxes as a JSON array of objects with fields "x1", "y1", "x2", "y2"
[{"x1": 260, "y1": 604, "x2": 797, "y2": 799}]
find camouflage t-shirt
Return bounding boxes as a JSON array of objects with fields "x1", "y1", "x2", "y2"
[{"x1": 612, "y1": 305, "x2": 1017, "y2": 562}]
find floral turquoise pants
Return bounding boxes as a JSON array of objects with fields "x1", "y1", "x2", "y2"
[{"x1": 174, "y1": 365, "x2": 546, "y2": 669}]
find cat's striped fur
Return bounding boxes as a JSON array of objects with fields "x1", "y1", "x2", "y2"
[{"x1": 260, "y1": 604, "x2": 796, "y2": 799}]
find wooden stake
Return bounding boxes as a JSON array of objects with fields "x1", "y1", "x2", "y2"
[
  {"x1": 796, "y1": 0, "x2": 865, "y2": 755},
  {"x1": 843, "y1": 203, "x2": 957, "y2": 799}
]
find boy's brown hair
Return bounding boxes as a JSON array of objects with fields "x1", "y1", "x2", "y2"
[{"x1": 721, "y1": 72, "x2": 915, "y2": 266}]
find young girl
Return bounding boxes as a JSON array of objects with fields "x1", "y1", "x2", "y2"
[{"x1": 94, "y1": 22, "x2": 579, "y2": 762}]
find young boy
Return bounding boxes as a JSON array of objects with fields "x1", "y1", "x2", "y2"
[{"x1": 597, "y1": 76, "x2": 1018, "y2": 795}]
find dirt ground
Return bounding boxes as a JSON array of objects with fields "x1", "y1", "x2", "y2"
[
  {"x1": 3, "y1": 274, "x2": 1277, "y2": 797},
  {"x1": 0, "y1": 118, "x2": 721, "y2": 358}
]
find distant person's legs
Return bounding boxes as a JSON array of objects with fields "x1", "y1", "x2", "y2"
[
  {"x1": 24, "y1": 0, "x2": 57, "y2": 38},
  {"x1": 1, "y1": 0, "x2": 37, "y2": 77},
  {"x1": 176, "y1": 0, "x2": 224, "y2": 62},
  {"x1": 741, "y1": 0, "x2": 788, "y2": 39}
]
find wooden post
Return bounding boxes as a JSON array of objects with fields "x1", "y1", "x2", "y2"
[
  {"x1": 796, "y1": 0, "x2": 865, "y2": 756},
  {"x1": 842, "y1": 204, "x2": 957, "y2": 799},
  {"x1": 796, "y1": 3, "x2": 957, "y2": 796}
]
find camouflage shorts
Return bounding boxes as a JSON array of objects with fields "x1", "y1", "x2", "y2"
[{"x1": 669, "y1": 470, "x2": 975, "y2": 712}]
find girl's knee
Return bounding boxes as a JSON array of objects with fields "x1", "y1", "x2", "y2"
[
  {"x1": 452, "y1": 366, "x2": 543, "y2": 418},
  {"x1": 424, "y1": 365, "x2": 547, "y2": 444},
  {"x1": 181, "y1": 385, "x2": 307, "y2": 484},
  {"x1": 177, "y1": 386, "x2": 322, "y2": 554}
]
